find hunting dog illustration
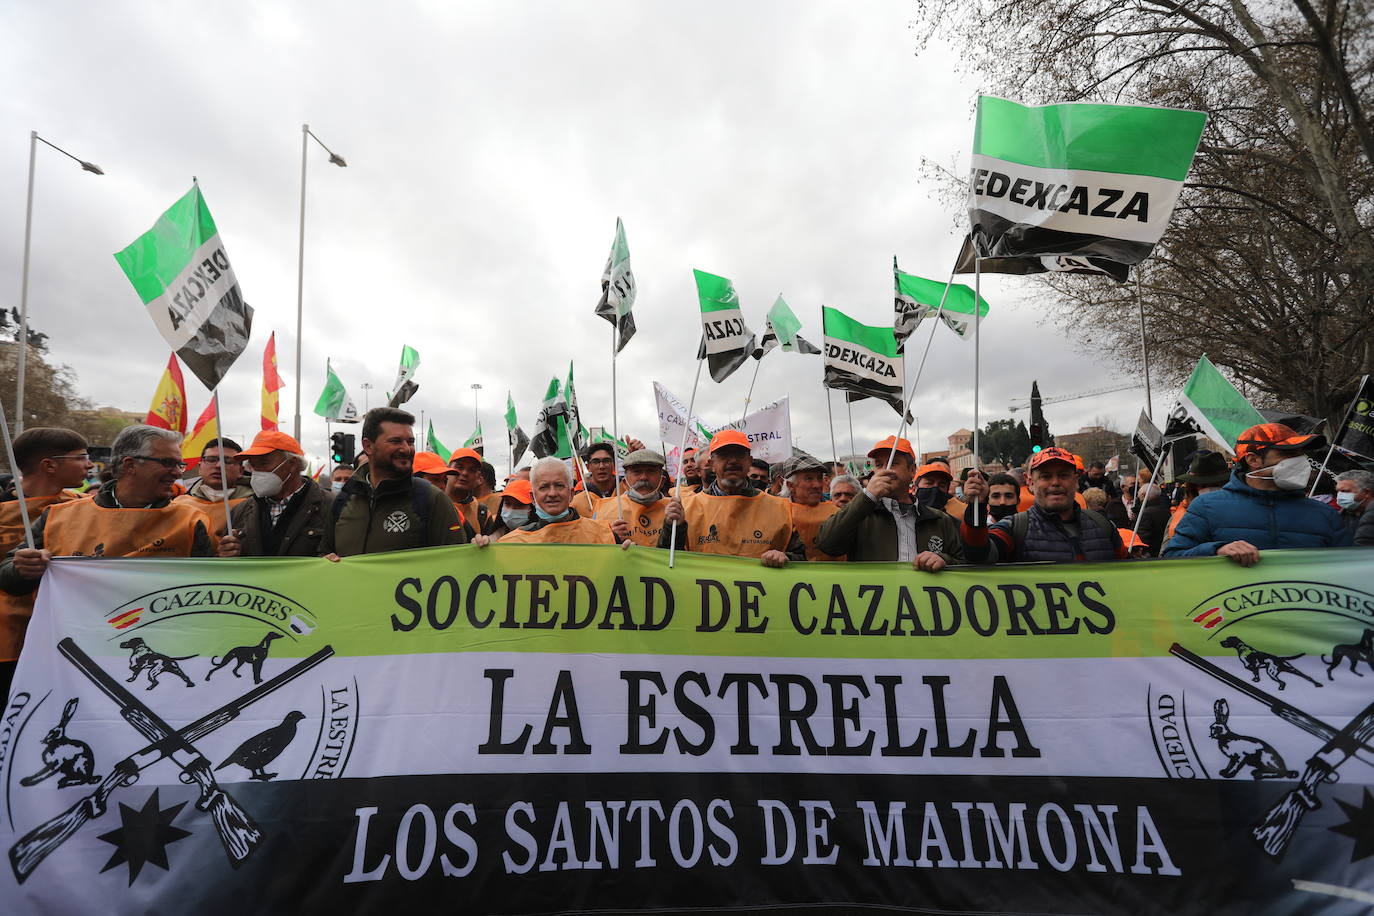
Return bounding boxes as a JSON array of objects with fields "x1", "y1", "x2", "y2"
[
  {"x1": 119, "y1": 636, "x2": 196, "y2": 689},
  {"x1": 1219, "y1": 635, "x2": 1322, "y2": 690},
  {"x1": 1322, "y1": 628, "x2": 1374, "y2": 681},
  {"x1": 1210, "y1": 698, "x2": 1297, "y2": 780},
  {"x1": 206, "y1": 632, "x2": 282, "y2": 685},
  {"x1": 19, "y1": 698, "x2": 99, "y2": 789}
]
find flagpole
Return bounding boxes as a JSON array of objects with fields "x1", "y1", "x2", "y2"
[
  {"x1": 1132, "y1": 441, "x2": 1171, "y2": 550},
  {"x1": 211, "y1": 390, "x2": 234, "y2": 536},
  {"x1": 971, "y1": 257, "x2": 982, "y2": 520},
  {"x1": 886, "y1": 270, "x2": 955, "y2": 470},
  {"x1": 825, "y1": 386, "x2": 838, "y2": 470},
  {"x1": 1135, "y1": 272, "x2": 1153, "y2": 421},
  {"x1": 0, "y1": 397, "x2": 35, "y2": 549},
  {"x1": 611, "y1": 322, "x2": 625, "y2": 522},
  {"x1": 1307, "y1": 373, "x2": 1365, "y2": 497},
  {"x1": 742, "y1": 359, "x2": 761, "y2": 423},
  {"x1": 668, "y1": 357, "x2": 706, "y2": 569},
  {"x1": 325, "y1": 418, "x2": 332, "y2": 474}
]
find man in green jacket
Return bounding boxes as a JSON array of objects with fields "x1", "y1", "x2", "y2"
[
  {"x1": 322, "y1": 408, "x2": 466, "y2": 558},
  {"x1": 815, "y1": 436, "x2": 962, "y2": 570}
]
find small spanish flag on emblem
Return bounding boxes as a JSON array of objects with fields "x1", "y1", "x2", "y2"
[
  {"x1": 108, "y1": 607, "x2": 144, "y2": 630},
  {"x1": 1192, "y1": 606, "x2": 1223, "y2": 629}
]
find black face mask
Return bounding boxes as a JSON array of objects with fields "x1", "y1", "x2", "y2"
[
  {"x1": 914, "y1": 487, "x2": 950, "y2": 510},
  {"x1": 989, "y1": 504, "x2": 1017, "y2": 521}
]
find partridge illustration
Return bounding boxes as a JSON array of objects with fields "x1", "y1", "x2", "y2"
[{"x1": 215, "y1": 711, "x2": 306, "y2": 781}]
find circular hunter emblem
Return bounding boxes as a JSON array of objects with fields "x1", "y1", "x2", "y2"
[{"x1": 382, "y1": 510, "x2": 411, "y2": 534}]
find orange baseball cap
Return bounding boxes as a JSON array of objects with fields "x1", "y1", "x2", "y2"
[
  {"x1": 914, "y1": 463, "x2": 953, "y2": 481},
  {"x1": 867, "y1": 436, "x2": 915, "y2": 460},
  {"x1": 1118, "y1": 528, "x2": 1148, "y2": 550},
  {"x1": 502, "y1": 479, "x2": 533, "y2": 505},
  {"x1": 235, "y1": 430, "x2": 304, "y2": 458},
  {"x1": 413, "y1": 452, "x2": 457, "y2": 476},
  {"x1": 1029, "y1": 447, "x2": 1080, "y2": 471},
  {"x1": 709, "y1": 429, "x2": 751, "y2": 453},
  {"x1": 1234, "y1": 423, "x2": 1320, "y2": 459},
  {"x1": 447, "y1": 448, "x2": 483, "y2": 466}
]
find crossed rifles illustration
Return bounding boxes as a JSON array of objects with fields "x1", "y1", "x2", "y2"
[
  {"x1": 1171, "y1": 643, "x2": 1374, "y2": 861},
  {"x1": 9, "y1": 638, "x2": 334, "y2": 883}
]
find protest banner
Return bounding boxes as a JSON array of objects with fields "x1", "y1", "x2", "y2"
[{"x1": 3, "y1": 547, "x2": 1372, "y2": 913}]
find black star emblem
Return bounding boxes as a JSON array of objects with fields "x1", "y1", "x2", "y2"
[
  {"x1": 96, "y1": 788, "x2": 192, "y2": 884},
  {"x1": 1329, "y1": 787, "x2": 1374, "y2": 862}
]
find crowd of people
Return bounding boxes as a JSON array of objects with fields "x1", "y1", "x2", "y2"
[{"x1": 0, "y1": 408, "x2": 1370, "y2": 700}]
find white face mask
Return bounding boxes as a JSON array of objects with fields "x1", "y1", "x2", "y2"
[
  {"x1": 1336, "y1": 491, "x2": 1359, "y2": 510},
  {"x1": 251, "y1": 459, "x2": 291, "y2": 499},
  {"x1": 1249, "y1": 455, "x2": 1311, "y2": 491},
  {"x1": 331, "y1": 480, "x2": 345, "y2": 493},
  {"x1": 501, "y1": 507, "x2": 529, "y2": 530}
]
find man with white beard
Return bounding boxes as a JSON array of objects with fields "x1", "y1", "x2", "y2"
[{"x1": 597, "y1": 449, "x2": 670, "y2": 547}]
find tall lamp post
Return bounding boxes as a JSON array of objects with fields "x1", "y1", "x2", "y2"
[
  {"x1": 15, "y1": 131, "x2": 104, "y2": 434},
  {"x1": 293, "y1": 124, "x2": 347, "y2": 441},
  {"x1": 471, "y1": 383, "x2": 482, "y2": 427}
]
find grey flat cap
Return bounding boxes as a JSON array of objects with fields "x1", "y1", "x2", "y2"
[
  {"x1": 785, "y1": 454, "x2": 827, "y2": 477},
  {"x1": 623, "y1": 448, "x2": 666, "y2": 468}
]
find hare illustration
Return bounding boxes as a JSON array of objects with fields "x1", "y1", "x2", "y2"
[
  {"x1": 1209, "y1": 698, "x2": 1296, "y2": 780},
  {"x1": 19, "y1": 698, "x2": 99, "y2": 789}
]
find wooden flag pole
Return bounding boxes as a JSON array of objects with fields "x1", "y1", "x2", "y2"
[
  {"x1": 886, "y1": 269, "x2": 955, "y2": 470},
  {"x1": 667, "y1": 357, "x2": 706, "y2": 569},
  {"x1": 0, "y1": 397, "x2": 35, "y2": 549}
]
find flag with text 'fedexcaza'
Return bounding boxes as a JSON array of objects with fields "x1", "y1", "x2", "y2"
[
  {"x1": 753, "y1": 296, "x2": 820, "y2": 359},
  {"x1": 114, "y1": 184, "x2": 254, "y2": 390},
  {"x1": 967, "y1": 97, "x2": 1206, "y2": 273},
  {"x1": 594, "y1": 217, "x2": 636, "y2": 353},
  {"x1": 822, "y1": 306, "x2": 909, "y2": 419},
  {"x1": 893, "y1": 261, "x2": 990, "y2": 344},
  {"x1": 694, "y1": 269, "x2": 756, "y2": 382}
]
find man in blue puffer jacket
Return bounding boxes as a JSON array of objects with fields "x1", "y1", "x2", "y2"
[{"x1": 1163, "y1": 423, "x2": 1351, "y2": 565}]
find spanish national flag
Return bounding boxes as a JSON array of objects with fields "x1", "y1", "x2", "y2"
[
  {"x1": 145, "y1": 354, "x2": 188, "y2": 433},
  {"x1": 182, "y1": 400, "x2": 219, "y2": 469},
  {"x1": 261, "y1": 332, "x2": 283, "y2": 431}
]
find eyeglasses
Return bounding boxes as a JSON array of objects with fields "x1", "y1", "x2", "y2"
[
  {"x1": 50, "y1": 454, "x2": 91, "y2": 462},
  {"x1": 587, "y1": 458, "x2": 615, "y2": 467},
  {"x1": 200, "y1": 455, "x2": 231, "y2": 465},
  {"x1": 129, "y1": 455, "x2": 188, "y2": 471}
]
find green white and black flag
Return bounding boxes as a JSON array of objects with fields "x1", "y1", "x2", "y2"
[
  {"x1": 694, "y1": 269, "x2": 756, "y2": 382},
  {"x1": 388, "y1": 345, "x2": 420, "y2": 405},
  {"x1": 952, "y1": 233, "x2": 1130, "y2": 283},
  {"x1": 114, "y1": 184, "x2": 254, "y2": 390},
  {"x1": 822, "y1": 306, "x2": 909, "y2": 419},
  {"x1": 312, "y1": 360, "x2": 359, "y2": 423},
  {"x1": 893, "y1": 259, "x2": 990, "y2": 343},
  {"x1": 506, "y1": 392, "x2": 530, "y2": 467},
  {"x1": 530, "y1": 378, "x2": 572, "y2": 459},
  {"x1": 464, "y1": 422, "x2": 484, "y2": 456},
  {"x1": 594, "y1": 217, "x2": 636, "y2": 353},
  {"x1": 753, "y1": 295, "x2": 820, "y2": 359},
  {"x1": 967, "y1": 96, "x2": 1206, "y2": 274}
]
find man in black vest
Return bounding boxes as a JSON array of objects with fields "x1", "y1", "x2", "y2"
[{"x1": 961, "y1": 447, "x2": 1126, "y2": 563}]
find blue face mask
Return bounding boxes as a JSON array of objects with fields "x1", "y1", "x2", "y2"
[
  {"x1": 501, "y1": 507, "x2": 529, "y2": 529},
  {"x1": 1336, "y1": 491, "x2": 1359, "y2": 511},
  {"x1": 534, "y1": 504, "x2": 568, "y2": 522}
]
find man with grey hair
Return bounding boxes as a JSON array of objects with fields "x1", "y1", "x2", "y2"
[
  {"x1": 597, "y1": 449, "x2": 669, "y2": 547},
  {"x1": 829, "y1": 474, "x2": 861, "y2": 510},
  {"x1": 225, "y1": 430, "x2": 335, "y2": 557},
  {"x1": 1336, "y1": 469, "x2": 1374, "y2": 545},
  {"x1": 476, "y1": 457, "x2": 616, "y2": 545},
  {"x1": 0, "y1": 425, "x2": 224, "y2": 595}
]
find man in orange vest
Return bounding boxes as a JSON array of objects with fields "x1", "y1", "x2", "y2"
[
  {"x1": 659, "y1": 430, "x2": 805, "y2": 567},
  {"x1": 476, "y1": 457, "x2": 617, "y2": 545},
  {"x1": 174, "y1": 437, "x2": 253, "y2": 535},
  {"x1": 0, "y1": 426, "x2": 227, "y2": 650},
  {"x1": 785, "y1": 455, "x2": 842, "y2": 561},
  {"x1": 600, "y1": 449, "x2": 670, "y2": 547},
  {"x1": 0, "y1": 428, "x2": 93, "y2": 700},
  {"x1": 445, "y1": 448, "x2": 496, "y2": 536}
]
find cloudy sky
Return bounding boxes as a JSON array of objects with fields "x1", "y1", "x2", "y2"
[{"x1": 2, "y1": 1, "x2": 1155, "y2": 469}]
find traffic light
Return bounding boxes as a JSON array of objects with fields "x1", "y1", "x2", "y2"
[
  {"x1": 1029, "y1": 422, "x2": 1045, "y2": 454},
  {"x1": 330, "y1": 432, "x2": 355, "y2": 466}
]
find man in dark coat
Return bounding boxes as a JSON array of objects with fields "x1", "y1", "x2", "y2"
[{"x1": 223, "y1": 432, "x2": 334, "y2": 557}]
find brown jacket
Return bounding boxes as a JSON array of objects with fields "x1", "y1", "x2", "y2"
[{"x1": 231, "y1": 478, "x2": 335, "y2": 557}]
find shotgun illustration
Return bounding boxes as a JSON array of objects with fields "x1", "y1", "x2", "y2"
[
  {"x1": 1169, "y1": 643, "x2": 1374, "y2": 766},
  {"x1": 9, "y1": 639, "x2": 334, "y2": 883},
  {"x1": 1252, "y1": 698, "x2": 1374, "y2": 861}
]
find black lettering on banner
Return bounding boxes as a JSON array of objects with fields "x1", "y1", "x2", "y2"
[
  {"x1": 527, "y1": 574, "x2": 559, "y2": 629},
  {"x1": 641, "y1": 576, "x2": 674, "y2": 630},
  {"x1": 718, "y1": 673, "x2": 768, "y2": 754},
  {"x1": 564, "y1": 575, "x2": 598, "y2": 629},
  {"x1": 672, "y1": 671, "x2": 715, "y2": 755},
  {"x1": 823, "y1": 674, "x2": 875, "y2": 756},
  {"x1": 789, "y1": 582, "x2": 818, "y2": 635},
  {"x1": 532, "y1": 670, "x2": 591, "y2": 755},
  {"x1": 822, "y1": 586, "x2": 858, "y2": 636},
  {"x1": 1008, "y1": 177, "x2": 1031, "y2": 204},
  {"x1": 1119, "y1": 191, "x2": 1149, "y2": 222},
  {"x1": 1077, "y1": 581, "x2": 1116, "y2": 634},
  {"x1": 621, "y1": 671, "x2": 670, "y2": 754},
  {"x1": 964, "y1": 586, "x2": 999, "y2": 637},
  {"x1": 736, "y1": 581, "x2": 768, "y2": 634},
  {"x1": 876, "y1": 675, "x2": 926, "y2": 755},
  {"x1": 427, "y1": 575, "x2": 461, "y2": 630},
  {"x1": 697, "y1": 579, "x2": 730, "y2": 633},
  {"x1": 770, "y1": 674, "x2": 823, "y2": 755},
  {"x1": 392, "y1": 578, "x2": 423, "y2": 631},
  {"x1": 858, "y1": 584, "x2": 888, "y2": 636},
  {"x1": 998, "y1": 584, "x2": 1045, "y2": 636},
  {"x1": 986, "y1": 171, "x2": 1010, "y2": 197},
  {"x1": 926, "y1": 675, "x2": 976, "y2": 757},
  {"x1": 981, "y1": 675, "x2": 1042, "y2": 758},
  {"x1": 925, "y1": 586, "x2": 961, "y2": 636},
  {"x1": 891, "y1": 587, "x2": 928, "y2": 636},
  {"x1": 480, "y1": 669, "x2": 532, "y2": 754},
  {"x1": 1090, "y1": 188, "x2": 1123, "y2": 218},
  {"x1": 467, "y1": 574, "x2": 496, "y2": 628},
  {"x1": 1038, "y1": 582, "x2": 1080, "y2": 635}
]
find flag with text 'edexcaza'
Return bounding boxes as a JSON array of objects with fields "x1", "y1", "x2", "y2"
[
  {"x1": 114, "y1": 185, "x2": 253, "y2": 390},
  {"x1": 694, "y1": 269, "x2": 756, "y2": 382},
  {"x1": 967, "y1": 97, "x2": 1206, "y2": 274},
  {"x1": 594, "y1": 217, "x2": 636, "y2": 353},
  {"x1": 893, "y1": 260, "x2": 990, "y2": 344},
  {"x1": 822, "y1": 306, "x2": 909, "y2": 419}
]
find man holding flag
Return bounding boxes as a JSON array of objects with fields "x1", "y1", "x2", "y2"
[
  {"x1": 659, "y1": 430, "x2": 804, "y2": 566},
  {"x1": 600, "y1": 449, "x2": 670, "y2": 547}
]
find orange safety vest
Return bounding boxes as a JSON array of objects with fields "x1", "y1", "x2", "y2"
[
  {"x1": 789, "y1": 500, "x2": 842, "y2": 561},
  {"x1": 173, "y1": 492, "x2": 250, "y2": 537},
  {"x1": 593, "y1": 495, "x2": 668, "y2": 547},
  {"x1": 499, "y1": 515, "x2": 617, "y2": 545},
  {"x1": 43, "y1": 498, "x2": 210, "y2": 559},
  {"x1": 1164, "y1": 499, "x2": 1189, "y2": 546},
  {"x1": 0, "y1": 491, "x2": 81, "y2": 662},
  {"x1": 681, "y1": 490, "x2": 794, "y2": 558}
]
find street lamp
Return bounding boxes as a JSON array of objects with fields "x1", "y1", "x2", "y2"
[
  {"x1": 15, "y1": 131, "x2": 104, "y2": 434},
  {"x1": 360, "y1": 382, "x2": 373, "y2": 411},
  {"x1": 471, "y1": 383, "x2": 482, "y2": 427},
  {"x1": 293, "y1": 123, "x2": 348, "y2": 441}
]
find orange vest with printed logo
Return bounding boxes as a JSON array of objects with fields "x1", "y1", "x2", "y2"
[
  {"x1": 594, "y1": 495, "x2": 668, "y2": 547},
  {"x1": 499, "y1": 515, "x2": 617, "y2": 545},
  {"x1": 682, "y1": 490, "x2": 793, "y2": 558},
  {"x1": 0, "y1": 492, "x2": 81, "y2": 661},
  {"x1": 43, "y1": 498, "x2": 209, "y2": 560},
  {"x1": 174, "y1": 492, "x2": 250, "y2": 537},
  {"x1": 790, "y1": 500, "x2": 842, "y2": 561}
]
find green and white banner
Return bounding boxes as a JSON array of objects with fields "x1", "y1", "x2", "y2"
[
  {"x1": 1170, "y1": 355, "x2": 1267, "y2": 451},
  {"x1": 3, "y1": 548, "x2": 1373, "y2": 913},
  {"x1": 822, "y1": 306, "x2": 908, "y2": 418},
  {"x1": 967, "y1": 97, "x2": 1206, "y2": 272},
  {"x1": 694, "y1": 269, "x2": 756, "y2": 382},
  {"x1": 893, "y1": 261, "x2": 990, "y2": 343},
  {"x1": 113, "y1": 184, "x2": 254, "y2": 390}
]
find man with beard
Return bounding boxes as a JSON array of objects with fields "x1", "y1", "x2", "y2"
[
  {"x1": 598, "y1": 449, "x2": 670, "y2": 547},
  {"x1": 659, "y1": 430, "x2": 804, "y2": 567},
  {"x1": 786, "y1": 455, "x2": 842, "y2": 561},
  {"x1": 478, "y1": 457, "x2": 616, "y2": 545},
  {"x1": 961, "y1": 447, "x2": 1126, "y2": 563},
  {"x1": 445, "y1": 448, "x2": 496, "y2": 536},
  {"x1": 816, "y1": 437, "x2": 961, "y2": 568},
  {"x1": 322, "y1": 408, "x2": 465, "y2": 557}
]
